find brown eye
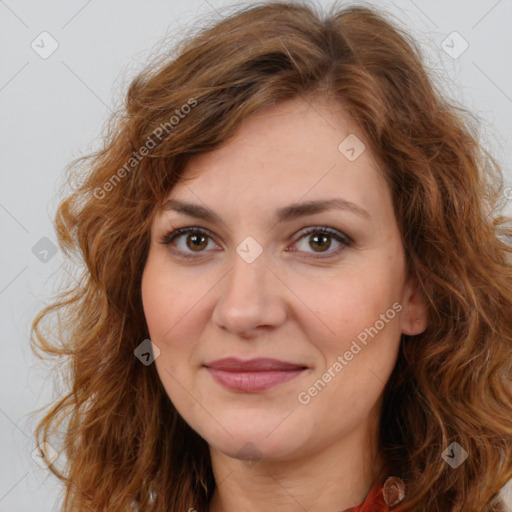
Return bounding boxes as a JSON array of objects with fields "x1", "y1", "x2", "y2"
[
  {"x1": 159, "y1": 225, "x2": 352, "y2": 261},
  {"x1": 186, "y1": 233, "x2": 208, "y2": 251},
  {"x1": 159, "y1": 227, "x2": 218, "y2": 259},
  {"x1": 290, "y1": 226, "x2": 352, "y2": 259},
  {"x1": 308, "y1": 233, "x2": 331, "y2": 252}
]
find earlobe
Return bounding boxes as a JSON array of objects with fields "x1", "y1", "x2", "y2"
[{"x1": 400, "y1": 277, "x2": 428, "y2": 336}]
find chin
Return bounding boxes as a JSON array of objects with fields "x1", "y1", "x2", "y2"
[
  {"x1": 210, "y1": 436, "x2": 301, "y2": 464},
  {"x1": 195, "y1": 418, "x2": 311, "y2": 463}
]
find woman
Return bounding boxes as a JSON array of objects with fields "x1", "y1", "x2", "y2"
[{"x1": 31, "y1": 1, "x2": 512, "y2": 511}]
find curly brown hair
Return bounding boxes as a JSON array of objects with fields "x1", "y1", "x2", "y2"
[{"x1": 30, "y1": 1, "x2": 512, "y2": 511}]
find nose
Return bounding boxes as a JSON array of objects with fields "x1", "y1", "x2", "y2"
[{"x1": 211, "y1": 247, "x2": 287, "y2": 338}]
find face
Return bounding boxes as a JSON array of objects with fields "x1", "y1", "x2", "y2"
[{"x1": 141, "y1": 95, "x2": 427, "y2": 464}]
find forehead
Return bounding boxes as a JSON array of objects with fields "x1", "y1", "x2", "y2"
[{"x1": 163, "y1": 96, "x2": 390, "y2": 221}]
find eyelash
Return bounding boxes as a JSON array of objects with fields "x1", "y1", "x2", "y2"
[{"x1": 158, "y1": 226, "x2": 353, "y2": 260}]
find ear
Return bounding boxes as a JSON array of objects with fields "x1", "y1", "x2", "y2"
[{"x1": 400, "y1": 276, "x2": 428, "y2": 335}]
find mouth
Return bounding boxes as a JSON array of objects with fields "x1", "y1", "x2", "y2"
[{"x1": 203, "y1": 357, "x2": 309, "y2": 392}]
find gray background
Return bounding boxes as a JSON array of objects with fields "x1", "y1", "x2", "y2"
[{"x1": 1, "y1": 0, "x2": 511, "y2": 510}]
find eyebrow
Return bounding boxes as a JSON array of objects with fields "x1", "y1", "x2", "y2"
[{"x1": 162, "y1": 197, "x2": 371, "y2": 224}]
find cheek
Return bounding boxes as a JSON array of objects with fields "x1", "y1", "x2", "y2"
[
  {"x1": 302, "y1": 264, "x2": 403, "y2": 356},
  {"x1": 141, "y1": 253, "x2": 211, "y2": 385},
  {"x1": 141, "y1": 261, "x2": 171, "y2": 342},
  {"x1": 141, "y1": 260, "x2": 197, "y2": 405},
  {"x1": 141, "y1": 251, "x2": 199, "y2": 344},
  {"x1": 299, "y1": 284, "x2": 401, "y2": 432},
  {"x1": 294, "y1": 251, "x2": 403, "y2": 411}
]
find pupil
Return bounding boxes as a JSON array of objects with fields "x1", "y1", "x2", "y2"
[
  {"x1": 311, "y1": 234, "x2": 330, "y2": 252},
  {"x1": 188, "y1": 234, "x2": 206, "y2": 250}
]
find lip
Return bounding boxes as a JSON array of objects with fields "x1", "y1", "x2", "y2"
[{"x1": 204, "y1": 357, "x2": 308, "y2": 392}]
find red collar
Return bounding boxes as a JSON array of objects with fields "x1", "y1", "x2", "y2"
[{"x1": 342, "y1": 476, "x2": 405, "y2": 512}]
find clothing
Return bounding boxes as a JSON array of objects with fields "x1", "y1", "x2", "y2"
[{"x1": 342, "y1": 476, "x2": 406, "y2": 512}]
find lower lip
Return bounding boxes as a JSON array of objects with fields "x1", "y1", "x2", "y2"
[{"x1": 205, "y1": 368, "x2": 306, "y2": 392}]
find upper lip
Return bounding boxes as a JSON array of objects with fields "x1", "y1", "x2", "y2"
[{"x1": 204, "y1": 357, "x2": 308, "y2": 372}]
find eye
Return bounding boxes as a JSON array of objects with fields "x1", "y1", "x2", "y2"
[
  {"x1": 158, "y1": 227, "x2": 219, "y2": 259},
  {"x1": 158, "y1": 226, "x2": 352, "y2": 259},
  {"x1": 288, "y1": 226, "x2": 352, "y2": 259}
]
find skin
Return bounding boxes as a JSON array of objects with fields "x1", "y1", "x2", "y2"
[{"x1": 141, "y1": 95, "x2": 428, "y2": 512}]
